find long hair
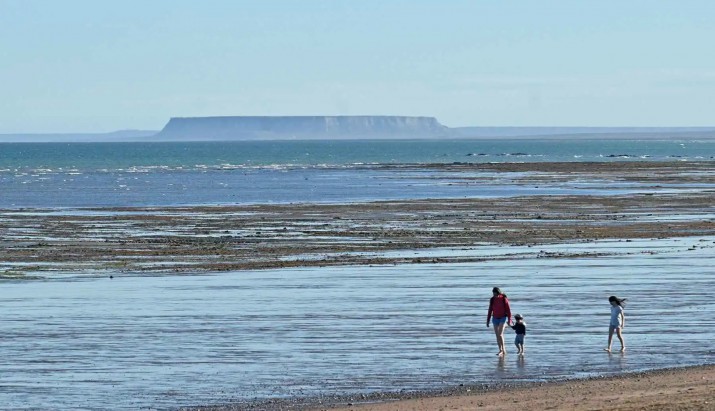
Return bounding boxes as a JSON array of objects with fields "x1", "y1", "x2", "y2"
[
  {"x1": 493, "y1": 287, "x2": 507, "y2": 298},
  {"x1": 608, "y1": 295, "x2": 627, "y2": 307}
]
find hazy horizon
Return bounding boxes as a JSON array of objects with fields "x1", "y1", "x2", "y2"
[
  {"x1": 2, "y1": 117, "x2": 715, "y2": 138},
  {"x1": 3, "y1": 120, "x2": 715, "y2": 143},
  {"x1": 2, "y1": 1, "x2": 715, "y2": 133}
]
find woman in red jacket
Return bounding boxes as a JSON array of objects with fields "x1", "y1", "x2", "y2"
[{"x1": 487, "y1": 287, "x2": 512, "y2": 356}]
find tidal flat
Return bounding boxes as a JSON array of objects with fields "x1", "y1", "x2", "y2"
[
  {"x1": 1, "y1": 161, "x2": 715, "y2": 279},
  {"x1": 1, "y1": 161, "x2": 714, "y2": 410}
]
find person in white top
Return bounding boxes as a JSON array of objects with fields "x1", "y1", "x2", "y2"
[{"x1": 605, "y1": 295, "x2": 627, "y2": 353}]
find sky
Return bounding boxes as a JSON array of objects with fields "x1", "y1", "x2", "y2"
[{"x1": 1, "y1": 0, "x2": 714, "y2": 133}]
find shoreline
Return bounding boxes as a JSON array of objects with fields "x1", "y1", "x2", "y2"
[
  {"x1": 324, "y1": 364, "x2": 715, "y2": 411},
  {"x1": 183, "y1": 364, "x2": 715, "y2": 410}
]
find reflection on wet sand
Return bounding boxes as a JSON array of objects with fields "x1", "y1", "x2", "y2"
[{"x1": 516, "y1": 355, "x2": 526, "y2": 370}]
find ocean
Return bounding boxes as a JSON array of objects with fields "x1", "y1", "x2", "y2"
[
  {"x1": 1, "y1": 139, "x2": 714, "y2": 410},
  {"x1": 1, "y1": 139, "x2": 715, "y2": 208}
]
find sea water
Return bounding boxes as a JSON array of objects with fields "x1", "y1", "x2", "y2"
[
  {"x1": 1, "y1": 139, "x2": 715, "y2": 208},
  {"x1": 1, "y1": 139, "x2": 715, "y2": 409},
  {"x1": 0, "y1": 237, "x2": 713, "y2": 410}
]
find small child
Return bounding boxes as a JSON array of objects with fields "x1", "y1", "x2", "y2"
[
  {"x1": 605, "y1": 295, "x2": 626, "y2": 353},
  {"x1": 510, "y1": 314, "x2": 527, "y2": 355}
]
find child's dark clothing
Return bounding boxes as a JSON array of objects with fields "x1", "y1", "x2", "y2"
[
  {"x1": 511, "y1": 322, "x2": 526, "y2": 348},
  {"x1": 511, "y1": 323, "x2": 526, "y2": 335}
]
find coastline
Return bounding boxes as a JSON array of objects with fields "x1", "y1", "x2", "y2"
[
  {"x1": 3, "y1": 160, "x2": 715, "y2": 409},
  {"x1": 183, "y1": 364, "x2": 715, "y2": 410},
  {"x1": 323, "y1": 364, "x2": 715, "y2": 411}
]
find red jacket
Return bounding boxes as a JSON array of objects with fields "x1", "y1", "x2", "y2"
[{"x1": 487, "y1": 294, "x2": 512, "y2": 325}]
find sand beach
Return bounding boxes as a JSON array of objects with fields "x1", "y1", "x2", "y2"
[
  {"x1": 182, "y1": 365, "x2": 715, "y2": 410},
  {"x1": 320, "y1": 365, "x2": 715, "y2": 411}
]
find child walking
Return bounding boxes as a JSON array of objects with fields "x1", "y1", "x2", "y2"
[
  {"x1": 510, "y1": 314, "x2": 527, "y2": 355},
  {"x1": 605, "y1": 295, "x2": 626, "y2": 353}
]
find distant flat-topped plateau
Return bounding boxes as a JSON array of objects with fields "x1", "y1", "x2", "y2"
[{"x1": 153, "y1": 115, "x2": 450, "y2": 140}]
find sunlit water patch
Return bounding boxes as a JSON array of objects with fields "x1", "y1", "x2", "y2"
[
  {"x1": 0, "y1": 237, "x2": 713, "y2": 410},
  {"x1": 1, "y1": 167, "x2": 668, "y2": 208}
]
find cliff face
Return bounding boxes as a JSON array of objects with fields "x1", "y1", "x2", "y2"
[{"x1": 154, "y1": 116, "x2": 449, "y2": 140}]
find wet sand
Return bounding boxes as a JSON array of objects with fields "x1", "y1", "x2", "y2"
[
  {"x1": 2, "y1": 161, "x2": 715, "y2": 278},
  {"x1": 318, "y1": 365, "x2": 715, "y2": 411},
  {"x1": 184, "y1": 365, "x2": 715, "y2": 410}
]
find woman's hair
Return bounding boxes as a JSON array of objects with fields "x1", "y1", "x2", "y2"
[
  {"x1": 608, "y1": 295, "x2": 627, "y2": 306},
  {"x1": 492, "y1": 287, "x2": 507, "y2": 298}
]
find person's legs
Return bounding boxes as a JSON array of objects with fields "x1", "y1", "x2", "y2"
[
  {"x1": 492, "y1": 317, "x2": 507, "y2": 355},
  {"x1": 492, "y1": 323, "x2": 501, "y2": 354},
  {"x1": 605, "y1": 326, "x2": 614, "y2": 352},
  {"x1": 495, "y1": 322, "x2": 506, "y2": 355},
  {"x1": 515, "y1": 335, "x2": 524, "y2": 354},
  {"x1": 616, "y1": 327, "x2": 625, "y2": 351}
]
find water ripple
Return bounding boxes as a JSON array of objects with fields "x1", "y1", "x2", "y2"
[{"x1": 0, "y1": 237, "x2": 713, "y2": 409}]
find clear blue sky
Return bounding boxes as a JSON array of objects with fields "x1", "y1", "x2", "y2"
[{"x1": 2, "y1": 0, "x2": 714, "y2": 133}]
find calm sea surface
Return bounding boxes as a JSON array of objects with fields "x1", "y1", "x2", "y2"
[
  {"x1": 1, "y1": 139, "x2": 715, "y2": 208},
  {"x1": 1, "y1": 140, "x2": 714, "y2": 410},
  {"x1": 0, "y1": 237, "x2": 713, "y2": 410}
]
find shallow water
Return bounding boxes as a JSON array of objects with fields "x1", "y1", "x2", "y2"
[
  {"x1": 4, "y1": 139, "x2": 715, "y2": 209},
  {"x1": 0, "y1": 167, "x2": 679, "y2": 208},
  {"x1": 1, "y1": 237, "x2": 714, "y2": 410}
]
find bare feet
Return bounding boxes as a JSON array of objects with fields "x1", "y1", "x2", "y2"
[
  {"x1": 620, "y1": 347, "x2": 626, "y2": 352},
  {"x1": 604, "y1": 348, "x2": 611, "y2": 353},
  {"x1": 497, "y1": 350, "x2": 504, "y2": 357}
]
